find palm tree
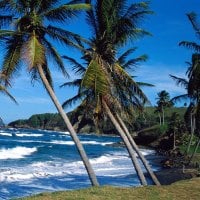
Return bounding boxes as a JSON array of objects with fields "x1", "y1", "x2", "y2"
[
  {"x1": 170, "y1": 74, "x2": 196, "y2": 154},
  {"x1": 0, "y1": 0, "x2": 99, "y2": 186},
  {"x1": 178, "y1": 12, "x2": 200, "y2": 159},
  {"x1": 154, "y1": 106, "x2": 162, "y2": 125},
  {"x1": 61, "y1": 0, "x2": 161, "y2": 185},
  {"x1": 156, "y1": 90, "x2": 172, "y2": 125},
  {"x1": 62, "y1": 49, "x2": 160, "y2": 185},
  {"x1": 168, "y1": 112, "x2": 183, "y2": 150}
]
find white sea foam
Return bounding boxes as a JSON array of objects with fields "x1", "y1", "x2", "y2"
[
  {"x1": 0, "y1": 151, "x2": 128, "y2": 182},
  {"x1": 0, "y1": 146, "x2": 37, "y2": 159},
  {"x1": 140, "y1": 149, "x2": 155, "y2": 156},
  {"x1": 0, "y1": 132, "x2": 12, "y2": 137},
  {"x1": 41, "y1": 129, "x2": 70, "y2": 135},
  {"x1": 50, "y1": 140, "x2": 114, "y2": 146},
  {"x1": 15, "y1": 133, "x2": 43, "y2": 137},
  {"x1": 0, "y1": 149, "x2": 156, "y2": 184},
  {"x1": 60, "y1": 131, "x2": 70, "y2": 135}
]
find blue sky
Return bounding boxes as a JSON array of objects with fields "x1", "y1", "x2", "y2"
[{"x1": 0, "y1": 0, "x2": 199, "y2": 124}]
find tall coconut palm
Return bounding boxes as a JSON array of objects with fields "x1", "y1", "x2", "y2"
[
  {"x1": 170, "y1": 74, "x2": 197, "y2": 155},
  {"x1": 156, "y1": 90, "x2": 172, "y2": 125},
  {"x1": 68, "y1": 0, "x2": 160, "y2": 186},
  {"x1": 61, "y1": 44, "x2": 161, "y2": 185},
  {"x1": 178, "y1": 12, "x2": 200, "y2": 158},
  {"x1": 0, "y1": 0, "x2": 99, "y2": 186}
]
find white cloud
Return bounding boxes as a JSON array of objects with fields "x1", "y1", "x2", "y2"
[
  {"x1": 134, "y1": 63, "x2": 187, "y2": 105},
  {"x1": 17, "y1": 97, "x2": 51, "y2": 104}
]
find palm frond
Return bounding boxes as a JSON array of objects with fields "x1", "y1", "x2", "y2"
[
  {"x1": 36, "y1": 0, "x2": 59, "y2": 14},
  {"x1": 0, "y1": 0, "x2": 16, "y2": 11},
  {"x1": 179, "y1": 41, "x2": 200, "y2": 52},
  {"x1": 60, "y1": 78, "x2": 82, "y2": 88},
  {"x1": 0, "y1": 30, "x2": 19, "y2": 38},
  {"x1": 122, "y1": 55, "x2": 148, "y2": 70},
  {"x1": 81, "y1": 58, "x2": 110, "y2": 97},
  {"x1": 1, "y1": 35, "x2": 23, "y2": 85},
  {"x1": 136, "y1": 82, "x2": 154, "y2": 87},
  {"x1": 0, "y1": 15, "x2": 12, "y2": 27},
  {"x1": 63, "y1": 55, "x2": 85, "y2": 75},
  {"x1": 0, "y1": 84, "x2": 18, "y2": 104},
  {"x1": 62, "y1": 90, "x2": 89, "y2": 109},
  {"x1": 170, "y1": 74, "x2": 188, "y2": 89},
  {"x1": 46, "y1": 25, "x2": 88, "y2": 50},
  {"x1": 22, "y1": 34, "x2": 45, "y2": 70},
  {"x1": 187, "y1": 12, "x2": 200, "y2": 38},
  {"x1": 171, "y1": 94, "x2": 189, "y2": 104},
  {"x1": 85, "y1": 1, "x2": 98, "y2": 36},
  {"x1": 117, "y1": 48, "x2": 137, "y2": 65},
  {"x1": 43, "y1": 3, "x2": 90, "y2": 22},
  {"x1": 43, "y1": 38, "x2": 68, "y2": 77},
  {"x1": 113, "y1": 63, "x2": 150, "y2": 105}
]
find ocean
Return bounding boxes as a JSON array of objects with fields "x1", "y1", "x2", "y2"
[{"x1": 0, "y1": 128, "x2": 162, "y2": 199}]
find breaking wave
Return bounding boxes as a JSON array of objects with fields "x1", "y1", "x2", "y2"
[{"x1": 0, "y1": 146, "x2": 37, "y2": 160}]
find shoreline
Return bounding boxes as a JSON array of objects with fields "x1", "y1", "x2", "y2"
[{"x1": 155, "y1": 167, "x2": 198, "y2": 185}]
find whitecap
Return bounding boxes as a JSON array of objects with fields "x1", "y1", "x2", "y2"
[
  {"x1": 15, "y1": 133, "x2": 43, "y2": 137},
  {"x1": 0, "y1": 132, "x2": 12, "y2": 137},
  {"x1": 139, "y1": 149, "x2": 155, "y2": 156},
  {"x1": 50, "y1": 140, "x2": 114, "y2": 146},
  {"x1": 0, "y1": 146, "x2": 37, "y2": 159},
  {"x1": 50, "y1": 140, "x2": 75, "y2": 145}
]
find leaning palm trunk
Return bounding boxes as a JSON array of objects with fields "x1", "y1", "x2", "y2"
[
  {"x1": 115, "y1": 114, "x2": 161, "y2": 186},
  {"x1": 186, "y1": 114, "x2": 195, "y2": 154},
  {"x1": 162, "y1": 106, "x2": 165, "y2": 125},
  {"x1": 102, "y1": 100, "x2": 147, "y2": 185},
  {"x1": 37, "y1": 65, "x2": 99, "y2": 186},
  {"x1": 173, "y1": 131, "x2": 176, "y2": 150},
  {"x1": 158, "y1": 113, "x2": 161, "y2": 125}
]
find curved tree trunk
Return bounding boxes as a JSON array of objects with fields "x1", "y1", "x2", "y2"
[
  {"x1": 158, "y1": 113, "x2": 161, "y2": 125},
  {"x1": 116, "y1": 114, "x2": 161, "y2": 186},
  {"x1": 162, "y1": 106, "x2": 165, "y2": 125},
  {"x1": 173, "y1": 131, "x2": 176, "y2": 150},
  {"x1": 186, "y1": 114, "x2": 195, "y2": 154},
  {"x1": 37, "y1": 65, "x2": 99, "y2": 186},
  {"x1": 102, "y1": 100, "x2": 147, "y2": 185}
]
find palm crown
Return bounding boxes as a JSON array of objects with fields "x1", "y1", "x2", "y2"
[
  {"x1": 0, "y1": 0, "x2": 90, "y2": 86},
  {"x1": 78, "y1": 0, "x2": 152, "y2": 117}
]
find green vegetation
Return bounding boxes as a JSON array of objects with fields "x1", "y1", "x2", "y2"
[
  {"x1": 18, "y1": 178, "x2": 200, "y2": 200},
  {"x1": 8, "y1": 107, "x2": 186, "y2": 134}
]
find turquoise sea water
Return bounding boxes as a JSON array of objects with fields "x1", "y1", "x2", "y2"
[{"x1": 0, "y1": 128, "x2": 162, "y2": 199}]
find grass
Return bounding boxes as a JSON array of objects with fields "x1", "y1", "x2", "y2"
[{"x1": 18, "y1": 178, "x2": 200, "y2": 200}]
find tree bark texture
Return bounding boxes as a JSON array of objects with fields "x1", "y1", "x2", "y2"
[
  {"x1": 102, "y1": 100, "x2": 147, "y2": 186},
  {"x1": 116, "y1": 114, "x2": 161, "y2": 186}
]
